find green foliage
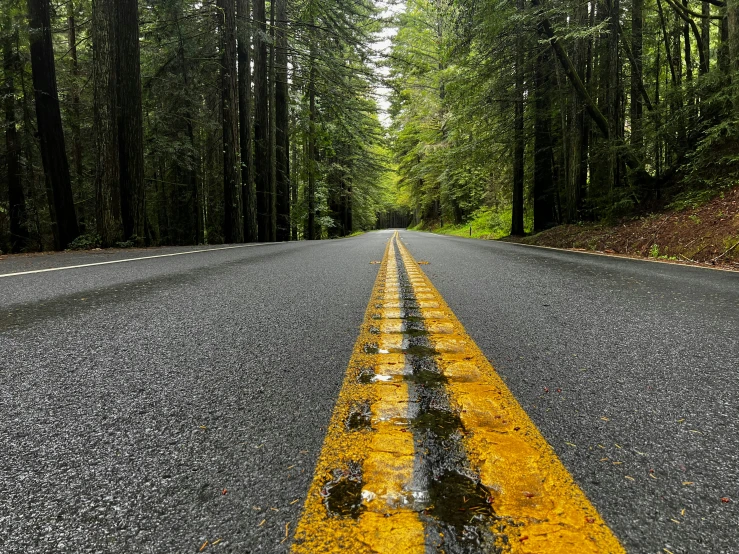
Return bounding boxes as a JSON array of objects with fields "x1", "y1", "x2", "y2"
[
  {"x1": 68, "y1": 234, "x2": 102, "y2": 251},
  {"x1": 422, "y1": 205, "x2": 533, "y2": 239}
]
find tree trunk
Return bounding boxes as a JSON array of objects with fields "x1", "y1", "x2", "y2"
[
  {"x1": 307, "y1": 46, "x2": 318, "y2": 240},
  {"x1": 291, "y1": 107, "x2": 299, "y2": 240},
  {"x1": 631, "y1": 0, "x2": 644, "y2": 149},
  {"x1": 218, "y1": 0, "x2": 243, "y2": 243},
  {"x1": 268, "y1": 0, "x2": 277, "y2": 241},
  {"x1": 511, "y1": 0, "x2": 525, "y2": 236},
  {"x1": 3, "y1": 29, "x2": 29, "y2": 252},
  {"x1": 533, "y1": 44, "x2": 555, "y2": 232},
  {"x1": 702, "y1": 2, "x2": 711, "y2": 72},
  {"x1": 254, "y1": 0, "x2": 270, "y2": 241},
  {"x1": 27, "y1": 0, "x2": 79, "y2": 249},
  {"x1": 729, "y1": 0, "x2": 739, "y2": 86},
  {"x1": 237, "y1": 0, "x2": 258, "y2": 242},
  {"x1": 93, "y1": 0, "x2": 123, "y2": 246},
  {"x1": 607, "y1": 0, "x2": 621, "y2": 189},
  {"x1": 116, "y1": 0, "x2": 146, "y2": 243},
  {"x1": 174, "y1": 9, "x2": 201, "y2": 245},
  {"x1": 275, "y1": 0, "x2": 291, "y2": 241},
  {"x1": 67, "y1": 2, "x2": 85, "y2": 230}
]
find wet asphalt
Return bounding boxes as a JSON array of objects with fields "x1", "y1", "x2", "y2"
[{"x1": 1, "y1": 230, "x2": 737, "y2": 553}]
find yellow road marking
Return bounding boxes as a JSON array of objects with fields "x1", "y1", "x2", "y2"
[
  {"x1": 292, "y1": 236, "x2": 425, "y2": 553},
  {"x1": 293, "y1": 232, "x2": 624, "y2": 553},
  {"x1": 395, "y1": 236, "x2": 624, "y2": 553}
]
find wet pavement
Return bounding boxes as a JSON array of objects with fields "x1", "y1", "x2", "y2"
[{"x1": 1, "y1": 230, "x2": 737, "y2": 553}]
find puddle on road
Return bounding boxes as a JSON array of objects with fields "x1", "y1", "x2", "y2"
[
  {"x1": 345, "y1": 401, "x2": 373, "y2": 431},
  {"x1": 321, "y1": 462, "x2": 365, "y2": 519}
]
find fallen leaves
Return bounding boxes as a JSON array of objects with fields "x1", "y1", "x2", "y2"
[{"x1": 721, "y1": 497, "x2": 731, "y2": 503}]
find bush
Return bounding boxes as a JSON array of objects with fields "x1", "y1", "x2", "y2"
[{"x1": 68, "y1": 234, "x2": 102, "y2": 250}]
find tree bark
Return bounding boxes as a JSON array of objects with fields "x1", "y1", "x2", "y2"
[
  {"x1": 254, "y1": 0, "x2": 270, "y2": 241},
  {"x1": 533, "y1": 44, "x2": 555, "y2": 232},
  {"x1": 307, "y1": 43, "x2": 318, "y2": 240},
  {"x1": 116, "y1": 0, "x2": 146, "y2": 243},
  {"x1": 219, "y1": 0, "x2": 243, "y2": 243},
  {"x1": 702, "y1": 2, "x2": 711, "y2": 71},
  {"x1": 93, "y1": 0, "x2": 123, "y2": 246},
  {"x1": 729, "y1": 0, "x2": 739, "y2": 81},
  {"x1": 67, "y1": 2, "x2": 84, "y2": 229},
  {"x1": 511, "y1": 0, "x2": 525, "y2": 236},
  {"x1": 631, "y1": 0, "x2": 644, "y2": 149},
  {"x1": 3, "y1": 28, "x2": 29, "y2": 252},
  {"x1": 27, "y1": 0, "x2": 79, "y2": 249},
  {"x1": 275, "y1": 0, "x2": 291, "y2": 241},
  {"x1": 268, "y1": 0, "x2": 277, "y2": 241},
  {"x1": 237, "y1": 0, "x2": 258, "y2": 242}
]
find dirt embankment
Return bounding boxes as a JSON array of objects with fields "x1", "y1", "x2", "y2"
[{"x1": 505, "y1": 186, "x2": 739, "y2": 270}]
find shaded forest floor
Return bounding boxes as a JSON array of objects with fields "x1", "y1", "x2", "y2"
[{"x1": 425, "y1": 185, "x2": 739, "y2": 271}]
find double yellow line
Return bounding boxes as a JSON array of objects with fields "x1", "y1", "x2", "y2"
[{"x1": 293, "y1": 232, "x2": 624, "y2": 553}]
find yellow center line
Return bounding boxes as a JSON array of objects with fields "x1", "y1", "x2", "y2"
[
  {"x1": 292, "y1": 235, "x2": 425, "y2": 553},
  {"x1": 293, "y1": 231, "x2": 624, "y2": 553},
  {"x1": 395, "y1": 236, "x2": 624, "y2": 553}
]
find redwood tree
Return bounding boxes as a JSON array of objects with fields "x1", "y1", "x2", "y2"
[{"x1": 26, "y1": 0, "x2": 79, "y2": 249}]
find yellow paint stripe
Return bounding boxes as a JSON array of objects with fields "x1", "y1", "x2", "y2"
[
  {"x1": 292, "y1": 235, "x2": 425, "y2": 553},
  {"x1": 395, "y1": 236, "x2": 625, "y2": 553}
]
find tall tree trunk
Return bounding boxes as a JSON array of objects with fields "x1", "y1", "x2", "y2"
[
  {"x1": 566, "y1": 0, "x2": 588, "y2": 223},
  {"x1": 3, "y1": 28, "x2": 29, "y2": 252},
  {"x1": 631, "y1": 0, "x2": 644, "y2": 149},
  {"x1": 218, "y1": 0, "x2": 243, "y2": 243},
  {"x1": 237, "y1": 0, "x2": 258, "y2": 242},
  {"x1": 702, "y1": 2, "x2": 711, "y2": 72},
  {"x1": 26, "y1": 0, "x2": 79, "y2": 249},
  {"x1": 307, "y1": 44, "x2": 318, "y2": 240},
  {"x1": 683, "y1": 1, "x2": 694, "y2": 84},
  {"x1": 93, "y1": 0, "x2": 123, "y2": 246},
  {"x1": 607, "y1": 0, "x2": 621, "y2": 189},
  {"x1": 254, "y1": 0, "x2": 270, "y2": 241},
  {"x1": 175, "y1": 9, "x2": 201, "y2": 245},
  {"x1": 533, "y1": 44, "x2": 555, "y2": 232},
  {"x1": 729, "y1": 0, "x2": 739, "y2": 89},
  {"x1": 511, "y1": 0, "x2": 525, "y2": 236},
  {"x1": 290, "y1": 106, "x2": 299, "y2": 240},
  {"x1": 116, "y1": 0, "x2": 146, "y2": 243},
  {"x1": 275, "y1": 0, "x2": 291, "y2": 241},
  {"x1": 67, "y1": 2, "x2": 85, "y2": 230},
  {"x1": 719, "y1": 5, "x2": 730, "y2": 73},
  {"x1": 268, "y1": 0, "x2": 277, "y2": 241}
]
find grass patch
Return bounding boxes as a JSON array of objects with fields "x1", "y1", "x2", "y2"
[{"x1": 420, "y1": 207, "x2": 531, "y2": 239}]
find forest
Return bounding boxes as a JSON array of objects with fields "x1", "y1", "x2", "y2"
[{"x1": 2, "y1": 0, "x2": 738, "y2": 252}]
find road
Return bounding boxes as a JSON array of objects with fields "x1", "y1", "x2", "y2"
[{"x1": 0, "y1": 230, "x2": 737, "y2": 553}]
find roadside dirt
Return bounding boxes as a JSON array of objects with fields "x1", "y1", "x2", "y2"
[{"x1": 505, "y1": 186, "x2": 739, "y2": 271}]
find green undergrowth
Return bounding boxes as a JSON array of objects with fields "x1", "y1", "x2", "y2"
[{"x1": 414, "y1": 207, "x2": 532, "y2": 239}]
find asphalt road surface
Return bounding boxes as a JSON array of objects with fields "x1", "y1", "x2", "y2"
[{"x1": 1, "y1": 230, "x2": 737, "y2": 553}]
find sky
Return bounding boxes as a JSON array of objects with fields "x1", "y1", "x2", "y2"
[{"x1": 371, "y1": 0, "x2": 405, "y2": 127}]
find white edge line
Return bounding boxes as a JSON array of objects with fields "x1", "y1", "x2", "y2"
[
  {"x1": 405, "y1": 230, "x2": 739, "y2": 274},
  {"x1": 0, "y1": 243, "x2": 278, "y2": 279}
]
